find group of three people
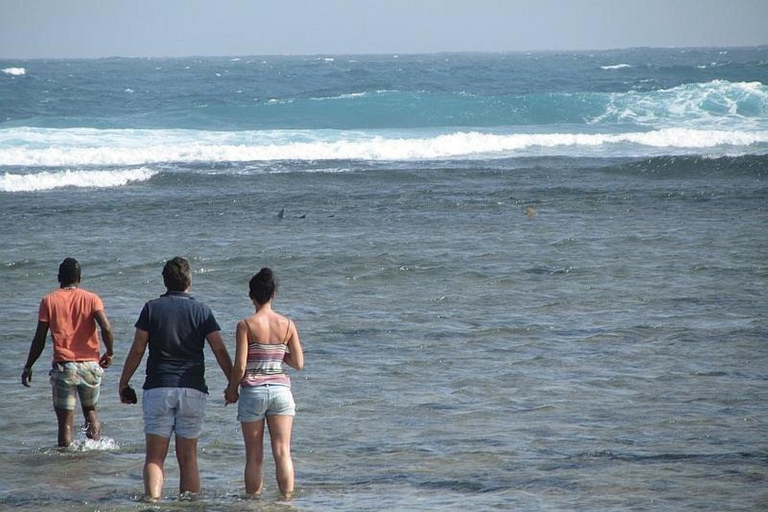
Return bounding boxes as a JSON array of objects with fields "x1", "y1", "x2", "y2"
[{"x1": 21, "y1": 256, "x2": 304, "y2": 501}]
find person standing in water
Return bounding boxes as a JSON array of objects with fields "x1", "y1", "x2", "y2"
[
  {"x1": 21, "y1": 257, "x2": 115, "y2": 447},
  {"x1": 226, "y1": 268, "x2": 304, "y2": 498},
  {"x1": 119, "y1": 256, "x2": 233, "y2": 502}
]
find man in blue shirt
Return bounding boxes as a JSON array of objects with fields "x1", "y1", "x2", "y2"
[{"x1": 119, "y1": 257, "x2": 232, "y2": 502}]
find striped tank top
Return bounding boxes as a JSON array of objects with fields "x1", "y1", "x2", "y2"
[{"x1": 241, "y1": 319, "x2": 292, "y2": 388}]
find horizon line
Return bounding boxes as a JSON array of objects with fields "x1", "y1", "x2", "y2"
[{"x1": 2, "y1": 44, "x2": 767, "y2": 62}]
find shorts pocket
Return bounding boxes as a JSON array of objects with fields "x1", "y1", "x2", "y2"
[
  {"x1": 80, "y1": 363, "x2": 104, "y2": 386},
  {"x1": 143, "y1": 389, "x2": 170, "y2": 417}
]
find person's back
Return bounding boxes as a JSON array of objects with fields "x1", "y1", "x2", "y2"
[
  {"x1": 241, "y1": 314, "x2": 292, "y2": 388},
  {"x1": 41, "y1": 287, "x2": 103, "y2": 363},
  {"x1": 138, "y1": 291, "x2": 218, "y2": 392}
]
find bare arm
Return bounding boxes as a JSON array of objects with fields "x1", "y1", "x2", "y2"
[
  {"x1": 283, "y1": 321, "x2": 304, "y2": 371},
  {"x1": 206, "y1": 330, "x2": 233, "y2": 382},
  {"x1": 21, "y1": 321, "x2": 49, "y2": 387},
  {"x1": 94, "y1": 309, "x2": 115, "y2": 368},
  {"x1": 118, "y1": 328, "x2": 148, "y2": 399},
  {"x1": 226, "y1": 321, "x2": 249, "y2": 401}
]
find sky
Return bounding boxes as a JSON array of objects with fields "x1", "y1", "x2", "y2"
[{"x1": 1, "y1": 0, "x2": 766, "y2": 59}]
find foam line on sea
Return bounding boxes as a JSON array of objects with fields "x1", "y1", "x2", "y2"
[{"x1": 1, "y1": 127, "x2": 766, "y2": 170}]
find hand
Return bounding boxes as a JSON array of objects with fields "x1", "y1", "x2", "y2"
[
  {"x1": 21, "y1": 367, "x2": 32, "y2": 387},
  {"x1": 224, "y1": 387, "x2": 239, "y2": 405},
  {"x1": 120, "y1": 384, "x2": 138, "y2": 404},
  {"x1": 99, "y1": 352, "x2": 114, "y2": 368}
]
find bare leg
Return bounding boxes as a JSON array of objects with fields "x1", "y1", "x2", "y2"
[
  {"x1": 144, "y1": 434, "x2": 170, "y2": 501},
  {"x1": 54, "y1": 407, "x2": 75, "y2": 447},
  {"x1": 266, "y1": 414, "x2": 295, "y2": 498},
  {"x1": 175, "y1": 435, "x2": 200, "y2": 495},
  {"x1": 241, "y1": 420, "x2": 266, "y2": 495},
  {"x1": 81, "y1": 405, "x2": 101, "y2": 441}
]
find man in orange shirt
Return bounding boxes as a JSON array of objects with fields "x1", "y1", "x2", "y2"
[{"x1": 21, "y1": 258, "x2": 115, "y2": 447}]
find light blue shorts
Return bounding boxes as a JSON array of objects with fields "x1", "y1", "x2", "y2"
[
  {"x1": 49, "y1": 362, "x2": 104, "y2": 410},
  {"x1": 142, "y1": 387, "x2": 206, "y2": 439},
  {"x1": 238, "y1": 385, "x2": 295, "y2": 423}
]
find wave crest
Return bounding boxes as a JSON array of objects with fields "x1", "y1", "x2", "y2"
[
  {"x1": 0, "y1": 127, "x2": 766, "y2": 167},
  {"x1": 2, "y1": 67, "x2": 26, "y2": 76},
  {"x1": 601, "y1": 64, "x2": 632, "y2": 70},
  {"x1": 594, "y1": 80, "x2": 767, "y2": 128},
  {"x1": 0, "y1": 167, "x2": 157, "y2": 192}
]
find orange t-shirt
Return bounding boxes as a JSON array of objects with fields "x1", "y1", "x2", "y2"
[{"x1": 38, "y1": 287, "x2": 104, "y2": 363}]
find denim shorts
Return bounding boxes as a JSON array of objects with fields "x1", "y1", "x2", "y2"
[
  {"x1": 49, "y1": 362, "x2": 104, "y2": 410},
  {"x1": 143, "y1": 387, "x2": 207, "y2": 439},
  {"x1": 237, "y1": 385, "x2": 295, "y2": 423}
]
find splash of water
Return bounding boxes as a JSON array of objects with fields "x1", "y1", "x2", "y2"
[{"x1": 68, "y1": 436, "x2": 120, "y2": 452}]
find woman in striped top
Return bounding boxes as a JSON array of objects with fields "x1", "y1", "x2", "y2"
[{"x1": 226, "y1": 268, "x2": 304, "y2": 498}]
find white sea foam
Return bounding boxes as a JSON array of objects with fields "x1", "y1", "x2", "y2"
[
  {"x1": 2, "y1": 67, "x2": 26, "y2": 76},
  {"x1": 0, "y1": 127, "x2": 766, "y2": 168},
  {"x1": 0, "y1": 167, "x2": 157, "y2": 192},
  {"x1": 601, "y1": 64, "x2": 631, "y2": 70},
  {"x1": 311, "y1": 92, "x2": 369, "y2": 101},
  {"x1": 593, "y1": 80, "x2": 768, "y2": 128}
]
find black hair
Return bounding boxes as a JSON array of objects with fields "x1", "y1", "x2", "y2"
[
  {"x1": 162, "y1": 256, "x2": 191, "y2": 292},
  {"x1": 58, "y1": 258, "x2": 81, "y2": 287},
  {"x1": 249, "y1": 267, "x2": 278, "y2": 305}
]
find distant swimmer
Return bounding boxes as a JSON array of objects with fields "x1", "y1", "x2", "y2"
[
  {"x1": 277, "y1": 208, "x2": 306, "y2": 220},
  {"x1": 525, "y1": 206, "x2": 537, "y2": 218},
  {"x1": 21, "y1": 258, "x2": 116, "y2": 447}
]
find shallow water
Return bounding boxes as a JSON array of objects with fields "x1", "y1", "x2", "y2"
[{"x1": 2, "y1": 158, "x2": 766, "y2": 511}]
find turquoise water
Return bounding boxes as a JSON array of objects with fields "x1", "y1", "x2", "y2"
[{"x1": 1, "y1": 48, "x2": 766, "y2": 511}]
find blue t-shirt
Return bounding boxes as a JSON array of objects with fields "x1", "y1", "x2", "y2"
[{"x1": 135, "y1": 291, "x2": 221, "y2": 393}]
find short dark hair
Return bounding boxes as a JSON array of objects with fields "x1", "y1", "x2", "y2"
[
  {"x1": 162, "y1": 257, "x2": 191, "y2": 292},
  {"x1": 58, "y1": 258, "x2": 81, "y2": 286},
  {"x1": 249, "y1": 267, "x2": 278, "y2": 305}
]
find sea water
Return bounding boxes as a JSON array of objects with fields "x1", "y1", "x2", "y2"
[{"x1": 0, "y1": 48, "x2": 766, "y2": 511}]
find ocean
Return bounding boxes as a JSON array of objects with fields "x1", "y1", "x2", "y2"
[{"x1": 1, "y1": 47, "x2": 766, "y2": 511}]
